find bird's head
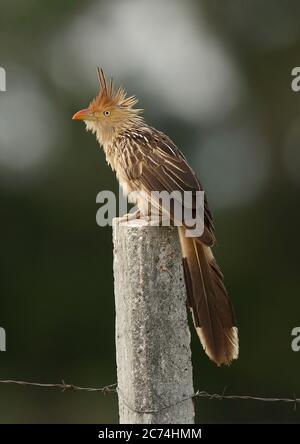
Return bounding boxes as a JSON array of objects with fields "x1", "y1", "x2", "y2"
[{"x1": 72, "y1": 68, "x2": 143, "y2": 145}]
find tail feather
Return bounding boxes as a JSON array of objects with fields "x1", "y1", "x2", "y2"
[{"x1": 179, "y1": 227, "x2": 238, "y2": 366}]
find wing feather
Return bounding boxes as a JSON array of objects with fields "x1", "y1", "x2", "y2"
[{"x1": 119, "y1": 127, "x2": 215, "y2": 245}]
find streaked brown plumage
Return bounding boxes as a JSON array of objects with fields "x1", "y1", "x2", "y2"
[{"x1": 73, "y1": 68, "x2": 238, "y2": 366}]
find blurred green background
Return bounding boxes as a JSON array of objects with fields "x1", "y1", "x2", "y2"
[{"x1": 1, "y1": 0, "x2": 300, "y2": 423}]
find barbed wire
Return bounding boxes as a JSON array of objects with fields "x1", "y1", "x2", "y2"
[
  {"x1": 0, "y1": 378, "x2": 298, "y2": 413},
  {"x1": 0, "y1": 379, "x2": 117, "y2": 394}
]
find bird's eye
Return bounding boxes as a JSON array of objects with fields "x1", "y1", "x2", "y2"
[{"x1": 103, "y1": 110, "x2": 111, "y2": 117}]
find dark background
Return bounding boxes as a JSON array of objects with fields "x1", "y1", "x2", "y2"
[{"x1": 1, "y1": 0, "x2": 300, "y2": 423}]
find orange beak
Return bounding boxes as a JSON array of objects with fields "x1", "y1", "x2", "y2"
[{"x1": 72, "y1": 108, "x2": 92, "y2": 121}]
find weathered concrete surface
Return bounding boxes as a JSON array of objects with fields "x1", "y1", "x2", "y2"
[{"x1": 113, "y1": 218, "x2": 195, "y2": 424}]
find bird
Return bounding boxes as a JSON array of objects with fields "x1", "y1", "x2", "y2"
[{"x1": 73, "y1": 68, "x2": 238, "y2": 366}]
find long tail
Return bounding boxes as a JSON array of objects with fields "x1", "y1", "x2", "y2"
[{"x1": 178, "y1": 227, "x2": 238, "y2": 366}]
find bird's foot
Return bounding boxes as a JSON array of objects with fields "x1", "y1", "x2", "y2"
[
  {"x1": 116, "y1": 210, "x2": 141, "y2": 224},
  {"x1": 116, "y1": 211, "x2": 171, "y2": 226},
  {"x1": 140, "y1": 214, "x2": 171, "y2": 226}
]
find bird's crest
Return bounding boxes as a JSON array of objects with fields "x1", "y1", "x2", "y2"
[{"x1": 90, "y1": 68, "x2": 140, "y2": 112}]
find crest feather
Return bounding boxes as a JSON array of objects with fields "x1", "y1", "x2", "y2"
[{"x1": 91, "y1": 67, "x2": 140, "y2": 111}]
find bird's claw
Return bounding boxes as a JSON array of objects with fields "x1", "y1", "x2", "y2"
[{"x1": 115, "y1": 210, "x2": 141, "y2": 224}]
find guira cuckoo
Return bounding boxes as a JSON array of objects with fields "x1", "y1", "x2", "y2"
[{"x1": 73, "y1": 69, "x2": 238, "y2": 366}]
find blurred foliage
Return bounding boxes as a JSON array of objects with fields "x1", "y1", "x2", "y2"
[{"x1": 0, "y1": 0, "x2": 300, "y2": 423}]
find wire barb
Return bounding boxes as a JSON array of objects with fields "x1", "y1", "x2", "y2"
[
  {"x1": 0, "y1": 378, "x2": 298, "y2": 414},
  {"x1": 0, "y1": 379, "x2": 117, "y2": 394}
]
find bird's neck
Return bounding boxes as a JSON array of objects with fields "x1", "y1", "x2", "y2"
[
  {"x1": 96, "y1": 124, "x2": 117, "y2": 150},
  {"x1": 91, "y1": 119, "x2": 145, "y2": 170},
  {"x1": 96, "y1": 119, "x2": 145, "y2": 152}
]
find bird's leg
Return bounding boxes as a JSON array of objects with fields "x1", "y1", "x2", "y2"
[
  {"x1": 139, "y1": 208, "x2": 171, "y2": 226},
  {"x1": 118, "y1": 203, "x2": 170, "y2": 226},
  {"x1": 116, "y1": 210, "x2": 141, "y2": 224},
  {"x1": 145, "y1": 215, "x2": 172, "y2": 226}
]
